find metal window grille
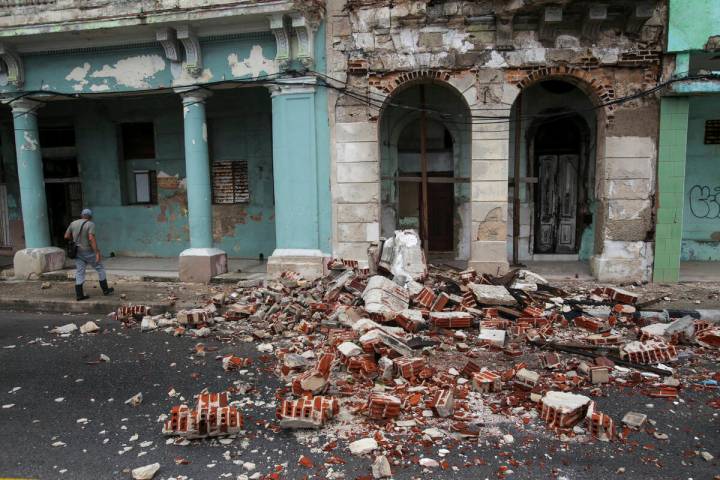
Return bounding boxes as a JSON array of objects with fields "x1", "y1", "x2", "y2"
[{"x1": 212, "y1": 161, "x2": 249, "y2": 204}]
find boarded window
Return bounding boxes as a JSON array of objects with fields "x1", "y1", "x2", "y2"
[
  {"x1": 121, "y1": 123, "x2": 156, "y2": 159},
  {"x1": 704, "y1": 120, "x2": 720, "y2": 144},
  {"x1": 212, "y1": 161, "x2": 249, "y2": 204}
]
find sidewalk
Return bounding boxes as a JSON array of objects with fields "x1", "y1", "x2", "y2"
[
  {"x1": 0, "y1": 279, "x2": 230, "y2": 315},
  {"x1": 1, "y1": 255, "x2": 267, "y2": 283}
]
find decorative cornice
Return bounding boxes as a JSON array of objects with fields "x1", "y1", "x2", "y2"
[
  {"x1": 176, "y1": 25, "x2": 203, "y2": 77},
  {"x1": 291, "y1": 14, "x2": 315, "y2": 68},
  {"x1": 156, "y1": 27, "x2": 181, "y2": 63},
  {"x1": 269, "y1": 13, "x2": 290, "y2": 71}
]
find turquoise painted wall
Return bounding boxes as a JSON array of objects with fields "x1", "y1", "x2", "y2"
[
  {"x1": 681, "y1": 95, "x2": 720, "y2": 261},
  {"x1": 38, "y1": 88, "x2": 275, "y2": 258},
  {"x1": 314, "y1": 23, "x2": 332, "y2": 254},
  {"x1": 2, "y1": 33, "x2": 276, "y2": 95},
  {"x1": 668, "y1": 0, "x2": 720, "y2": 53}
]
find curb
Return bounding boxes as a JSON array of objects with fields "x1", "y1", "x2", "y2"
[{"x1": 0, "y1": 297, "x2": 173, "y2": 315}]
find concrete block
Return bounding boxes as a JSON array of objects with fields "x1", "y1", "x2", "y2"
[
  {"x1": 472, "y1": 181, "x2": 507, "y2": 202},
  {"x1": 608, "y1": 179, "x2": 653, "y2": 200},
  {"x1": 605, "y1": 136, "x2": 656, "y2": 159},
  {"x1": 472, "y1": 160, "x2": 508, "y2": 181},
  {"x1": 335, "y1": 242, "x2": 371, "y2": 261},
  {"x1": 335, "y1": 183, "x2": 379, "y2": 203},
  {"x1": 468, "y1": 260, "x2": 509, "y2": 276},
  {"x1": 608, "y1": 199, "x2": 652, "y2": 220},
  {"x1": 471, "y1": 139, "x2": 509, "y2": 160},
  {"x1": 336, "y1": 141, "x2": 378, "y2": 163},
  {"x1": 471, "y1": 202, "x2": 507, "y2": 223},
  {"x1": 335, "y1": 122, "x2": 377, "y2": 143},
  {"x1": 591, "y1": 241, "x2": 653, "y2": 282},
  {"x1": 13, "y1": 247, "x2": 65, "y2": 279},
  {"x1": 337, "y1": 203, "x2": 378, "y2": 223},
  {"x1": 267, "y1": 249, "x2": 326, "y2": 280},
  {"x1": 337, "y1": 162, "x2": 379, "y2": 183},
  {"x1": 605, "y1": 155, "x2": 653, "y2": 180},
  {"x1": 338, "y1": 222, "x2": 367, "y2": 242},
  {"x1": 179, "y1": 248, "x2": 227, "y2": 283}
]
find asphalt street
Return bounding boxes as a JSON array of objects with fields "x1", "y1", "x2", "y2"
[{"x1": 0, "y1": 310, "x2": 718, "y2": 480}]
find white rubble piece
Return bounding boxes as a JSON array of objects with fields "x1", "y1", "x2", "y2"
[
  {"x1": 378, "y1": 230, "x2": 427, "y2": 282},
  {"x1": 419, "y1": 458, "x2": 439, "y2": 468},
  {"x1": 349, "y1": 437, "x2": 378, "y2": 456},
  {"x1": 540, "y1": 391, "x2": 591, "y2": 428},
  {"x1": 131, "y1": 463, "x2": 160, "y2": 480},
  {"x1": 372, "y1": 455, "x2": 392, "y2": 478},
  {"x1": 337, "y1": 341, "x2": 363, "y2": 358},
  {"x1": 359, "y1": 329, "x2": 413, "y2": 357},
  {"x1": 125, "y1": 393, "x2": 143, "y2": 407},
  {"x1": 515, "y1": 368, "x2": 540, "y2": 388},
  {"x1": 176, "y1": 308, "x2": 209, "y2": 326},
  {"x1": 51, "y1": 323, "x2": 77, "y2": 335},
  {"x1": 79, "y1": 321, "x2": 99, "y2": 334},
  {"x1": 468, "y1": 283, "x2": 517, "y2": 306},
  {"x1": 621, "y1": 411, "x2": 647, "y2": 429},
  {"x1": 362, "y1": 275, "x2": 410, "y2": 319},
  {"x1": 140, "y1": 317, "x2": 158, "y2": 331},
  {"x1": 478, "y1": 328, "x2": 506, "y2": 347}
]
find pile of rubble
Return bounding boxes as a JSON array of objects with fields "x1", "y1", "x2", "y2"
[{"x1": 107, "y1": 230, "x2": 719, "y2": 477}]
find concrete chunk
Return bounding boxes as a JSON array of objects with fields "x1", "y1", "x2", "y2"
[{"x1": 469, "y1": 283, "x2": 516, "y2": 306}]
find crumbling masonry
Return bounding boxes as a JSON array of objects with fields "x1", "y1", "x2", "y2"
[{"x1": 326, "y1": 0, "x2": 666, "y2": 281}]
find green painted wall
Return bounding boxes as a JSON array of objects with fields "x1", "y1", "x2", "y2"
[
  {"x1": 654, "y1": 97, "x2": 689, "y2": 283},
  {"x1": 314, "y1": 23, "x2": 332, "y2": 254},
  {"x1": 668, "y1": 0, "x2": 720, "y2": 52},
  {"x1": 681, "y1": 95, "x2": 720, "y2": 261}
]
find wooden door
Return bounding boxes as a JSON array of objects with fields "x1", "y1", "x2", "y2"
[
  {"x1": 426, "y1": 181, "x2": 454, "y2": 251},
  {"x1": 535, "y1": 154, "x2": 579, "y2": 254}
]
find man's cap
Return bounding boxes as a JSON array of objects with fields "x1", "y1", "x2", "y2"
[{"x1": 81, "y1": 208, "x2": 93, "y2": 217}]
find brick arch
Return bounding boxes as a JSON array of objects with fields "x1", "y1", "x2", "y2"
[
  {"x1": 508, "y1": 66, "x2": 615, "y2": 120},
  {"x1": 368, "y1": 69, "x2": 453, "y2": 96}
]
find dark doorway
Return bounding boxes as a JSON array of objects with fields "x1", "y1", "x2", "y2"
[
  {"x1": 533, "y1": 117, "x2": 584, "y2": 254},
  {"x1": 426, "y1": 178, "x2": 454, "y2": 251},
  {"x1": 40, "y1": 125, "x2": 82, "y2": 247}
]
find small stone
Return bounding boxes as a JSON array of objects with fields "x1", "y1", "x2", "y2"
[
  {"x1": 349, "y1": 437, "x2": 378, "y2": 456},
  {"x1": 653, "y1": 432, "x2": 669, "y2": 440},
  {"x1": 80, "y1": 321, "x2": 100, "y2": 334},
  {"x1": 372, "y1": 455, "x2": 392, "y2": 478},
  {"x1": 243, "y1": 462, "x2": 256, "y2": 471},
  {"x1": 337, "y1": 341, "x2": 362, "y2": 357},
  {"x1": 502, "y1": 434, "x2": 514, "y2": 444},
  {"x1": 125, "y1": 393, "x2": 143, "y2": 407},
  {"x1": 131, "y1": 462, "x2": 160, "y2": 480},
  {"x1": 419, "y1": 458, "x2": 439, "y2": 468},
  {"x1": 140, "y1": 317, "x2": 157, "y2": 331},
  {"x1": 100, "y1": 354, "x2": 111, "y2": 362},
  {"x1": 51, "y1": 323, "x2": 77, "y2": 335},
  {"x1": 700, "y1": 451, "x2": 714, "y2": 462},
  {"x1": 41, "y1": 281, "x2": 51, "y2": 289},
  {"x1": 621, "y1": 411, "x2": 647, "y2": 429}
]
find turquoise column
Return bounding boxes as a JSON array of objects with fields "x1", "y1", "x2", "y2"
[
  {"x1": 10, "y1": 98, "x2": 51, "y2": 248},
  {"x1": 179, "y1": 89, "x2": 213, "y2": 248},
  {"x1": 270, "y1": 79, "x2": 320, "y2": 250}
]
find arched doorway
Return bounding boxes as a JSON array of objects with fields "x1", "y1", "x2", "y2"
[
  {"x1": 380, "y1": 82, "x2": 471, "y2": 259},
  {"x1": 508, "y1": 79, "x2": 597, "y2": 263}
]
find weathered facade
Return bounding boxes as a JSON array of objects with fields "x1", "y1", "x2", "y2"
[
  {"x1": 653, "y1": 0, "x2": 720, "y2": 282},
  {"x1": 0, "y1": 0, "x2": 332, "y2": 281},
  {"x1": 326, "y1": 0, "x2": 666, "y2": 281}
]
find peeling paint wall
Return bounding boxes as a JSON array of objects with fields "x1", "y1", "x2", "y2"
[
  {"x1": 681, "y1": 95, "x2": 720, "y2": 261},
  {"x1": 1, "y1": 33, "x2": 276, "y2": 95},
  {"x1": 18, "y1": 88, "x2": 275, "y2": 258}
]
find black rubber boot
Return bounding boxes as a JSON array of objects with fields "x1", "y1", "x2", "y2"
[
  {"x1": 99, "y1": 279, "x2": 114, "y2": 296},
  {"x1": 75, "y1": 284, "x2": 90, "y2": 301}
]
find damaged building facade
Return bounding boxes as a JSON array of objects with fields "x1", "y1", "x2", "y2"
[
  {"x1": 0, "y1": 0, "x2": 331, "y2": 281},
  {"x1": 653, "y1": 0, "x2": 720, "y2": 282},
  {"x1": 326, "y1": 0, "x2": 666, "y2": 281}
]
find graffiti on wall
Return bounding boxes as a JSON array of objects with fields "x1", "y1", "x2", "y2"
[{"x1": 688, "y1": 185, "x2": 720, "y2": 219}]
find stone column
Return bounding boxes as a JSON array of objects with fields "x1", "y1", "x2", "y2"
[
  {"x1": 177, "y1": 88, "x2": 227, "y2": 282},
  {"x1": 8, "y1": 98, "x2": 65, "y2": 278},
  {"x1": 468, "y1": 111, "x2": 512, "y2": 275},
  {"x1": 266, "y1": 78, "x2": 326, "y2": 279}
]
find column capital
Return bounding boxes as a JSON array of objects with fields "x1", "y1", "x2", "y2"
[
  {"x1": 175, "y1": 87, "x2": 212, "y2": 105},
  {"x1": 268, "y1": 77, "x2": 317, "y2": 97},
  {"x1": 3, "y1": 97, "x2": 44, "y2": 115}
]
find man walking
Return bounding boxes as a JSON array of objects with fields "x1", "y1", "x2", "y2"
[{"x1": 64, "y1": 208, "x2": 114, "y2": 301}]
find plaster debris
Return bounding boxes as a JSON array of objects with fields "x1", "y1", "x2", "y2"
[{"x1": 131, "y1": 462, "x2": 160, "y2": 480}]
